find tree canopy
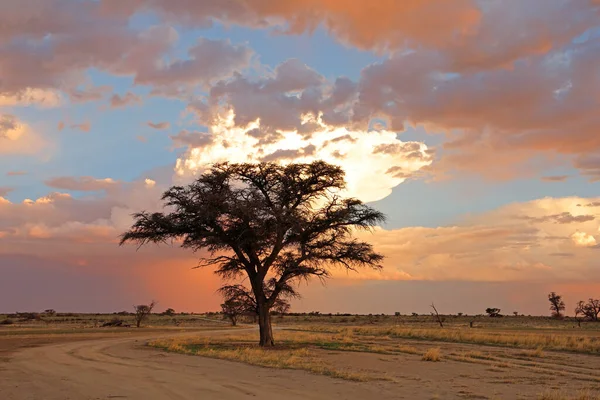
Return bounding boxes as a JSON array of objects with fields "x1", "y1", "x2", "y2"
[{"x1": 120, "y1": 161, "x2": 385, "y2": 345}]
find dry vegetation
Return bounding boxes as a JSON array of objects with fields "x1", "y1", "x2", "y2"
[{"x1": 3, "y1": 312, "x2": 600, "y2": 398}]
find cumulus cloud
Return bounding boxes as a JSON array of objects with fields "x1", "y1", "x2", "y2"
[
  {"x1": 0, "y1": 3, "x2": 252, "y2": 104},
  {"x1": 109, "y1": 91, "x2": 142, "y2": 108},
  {"x1": 0, "y1": 114, "x2": 46, "y2": 154},
  {"x1": 175, "y1": 110, "x2": 432, "y2": 202},
  {"x1": 571, "y1": 231, "x2": 597, "y2": 247},
  {"x1": 136, "y1": 38, "x2": 253, "y2": 95},
  {"x1": 44, "y1": 176, "x2": 121, "y2": 192},
  {"x1": 359, "y1": 197, "x2": 600, "y2": 282},
  {"x1": 0, "y1": 88, "x2": 62, "y2": 107},
  {"x1": 170, "y1": 130, "x2": 212, "y2": 148}
]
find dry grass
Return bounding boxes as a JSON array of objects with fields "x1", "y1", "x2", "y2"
[
  {"x1": 148, "y1": 335, "x2": 386, "y2": 382},
  {"x1": 422, "y1": 347, "x2": 441, "y2": 362},
  {"x1": 538, "y1": 389, "x2": 600, "y2": 400},
  {"x1": 518, "y1": 346, "x2": 545, "y2": 358},
  {"x1": 302, "y1": 326, "x2": 600, "y2": 354}
]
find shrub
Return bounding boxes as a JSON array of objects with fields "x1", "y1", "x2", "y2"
[
  {"x1": 0, "y1": 318, "x2": 14, "y2": 325},
  {"x1": 422, "y1": 348, "x2": 441, "y2": 362}
]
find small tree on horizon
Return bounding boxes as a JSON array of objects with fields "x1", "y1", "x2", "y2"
[
  {"x1": 575, "y1": 299, "x2": 600, "y2": 322},
  {"x1": 120, "y1": 161, "x2": 385, "y2": 346},
  {"x1": 548, "y1": 292, "x2": 566, "y2": 319},
  {"x1": 485, "y1": 308, "x2": 502, "y2": 318},
  {"x1": 133, "y1": 300, "x2": 156, "y2": 328}
]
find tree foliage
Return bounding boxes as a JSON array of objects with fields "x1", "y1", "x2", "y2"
[
  {"x1": 485, "y1": 308, "x2": 502, "y2": 318},
  {"x1": 548, "y1": 292, "x2": 566, "y2": 318},
  {"x1": 133, "y1": 300, "x2": 156, "y2": 328},
  {"x1": 575, "y1": 298, "x2": 600, "y2": 321},
  {"x1": 120, "y1": 161, "x2": 385, "y2": 345}
]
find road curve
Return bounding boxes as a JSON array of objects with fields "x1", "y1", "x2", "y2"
[{"x1": 0, "y1": 329, "x2": 394, "y2": 400}]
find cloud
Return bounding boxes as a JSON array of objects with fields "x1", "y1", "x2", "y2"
[
  {"x1": 360, "y1": 197, "x2": 600, "y2": 282},
  {"x1": 571, "y1": 231, "x2": 597, "y2": 247},
  {"x1": 519, "y1": 212, "x2": 595, "y2": 224},
  {"x1": 348, "y1": 38, "x2": 600, "y2": 179},
  {"x1": 170, "y1": 130, "x2": 212, "y2": 148},
  {"x1": 0, "y1": 3, "x2": 251, "y2": 104},
  {"x1": 6, "y1": 170, "x2": 27, "y2": 176},
  {"x1": 147, "y1": 121, "x2": 170, "y2": 130},
  {"x1": 106, "y1": 0, "x2": 599, "y2": 72},
  {"x1": 541, "y1": 175, "x2": 568, "y2": 182},
  {"x1": 109, "y1": 91, "x2": 142, "y2": 108},
  {"x1": 0, "y1": 114, "x2": 46, "y2": 154},
  {"x1": 0, "y1": 187, "x2": 13, "y2": 197},
  {"x1": 175, "y1": 110, "x2": 432, "y2": 203},
  {"x1": 0, "y1": 114, "x2": 18, "y2": 138},
  {"x1": 44, "y1": 176, "x2": 121, "y2": 192},
  {"x1": 0, "y1": 88, "x2": 62, "y2": 107},
  {"x1": 136, "y1": 38, "x2": 253, "y2": 95},
  {"x1": 70, "y1": 121, "x2": 91, "y2": 132},
  {"x1": 574, "y1": 154, "x2": 600, "y2": 182}
]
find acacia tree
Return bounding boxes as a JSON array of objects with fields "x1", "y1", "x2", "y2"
[
  {"x1": 575, "y1": 299, "x2": 600, "y2": 321},
  {"x1": 485, "y1": 308, "x2": 502, "y2": 318},
  {"x1": 221, "y1": 298, "x2": 247, "y2": 326},
  {"x1": 548, "y1": 292, "x2": 566, "y2": 318},
  {"x1": 120, "y1": 162, "x2": 385, "y2": 346},
  {"x1": 133, "y1": 300, "x2": 156, "y2": 328}
]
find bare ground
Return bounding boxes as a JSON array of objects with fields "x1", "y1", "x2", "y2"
[{"x1": 1, "y1": 328, "x2": 599, "y2": 399}]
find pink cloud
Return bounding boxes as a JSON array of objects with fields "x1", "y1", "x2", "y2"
[
  {"x1": 147, "y1": 121, "x2": 170, "y2": 130},
  {"x1": 109, "y1": 91, "x2": 142, "y2": 108}
]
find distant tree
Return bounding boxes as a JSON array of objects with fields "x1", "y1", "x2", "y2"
[
  {"x1": 44, "y1": 309, "x2": 56, "y2": 316},
  {"x1": 575, "y1": 299, "x2": 600, "y2": 322},
  {"x1": 395, "y1": 311, "x2": 401, "y2": 317},
  {"x1": 221, "y1": 298, "x2": 247, "y2": 326},
  {"x1": 430, "y1": 303, "x2": 444, "y2": 328},
  {"x1": 120, "y1": 162, "x2": 385, "y2": 346},
  {"x1": 133, "y1": 300, "x2": 156, "y2": 328},
  {"x1": 457, "y1": 312, "x2": 463, "y2": 317},
  {"x1": 485, "y1": 308, "x2": 502, "y2": 318},
  {"x1": 411, "y1": 312, "x2": 419, "y2": 317},
  {"x1": 513, "y1": 311, "x2": 518, "y2": 317},
  {"x1": 162, "y1": 308, "x2": 176, "y2": 316},
  {"x1": 272, "y1": 299, "x2": 291, "y2": 319},
  {"x1": 548, "y1": 292, "x2": 566, "y2": 318}
]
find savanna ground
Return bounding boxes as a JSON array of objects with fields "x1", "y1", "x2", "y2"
[{"x1": 1, "y1": 312, "x2": 599, "y2": 399}]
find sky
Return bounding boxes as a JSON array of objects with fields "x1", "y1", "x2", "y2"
[{"x1": 1, "y1": 0, "x2": 600, "y2": 316}]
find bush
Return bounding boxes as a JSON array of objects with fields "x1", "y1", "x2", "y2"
[
  {"x1": 422, "y1": 348, "x2": 441, "y2": 362},
  {"x1": 0, "y1": 318, "x2": 14, "y2": 325}
]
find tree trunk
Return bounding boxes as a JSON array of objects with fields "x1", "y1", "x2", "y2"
[{"x1": 258, "y1": 303, "x2": 274, "y2": 347}]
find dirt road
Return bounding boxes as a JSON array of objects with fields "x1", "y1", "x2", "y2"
[{"x1": 0, "y1": 330, "x2": 397, "y2": 400}]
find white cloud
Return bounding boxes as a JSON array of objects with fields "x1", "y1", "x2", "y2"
[{"x1": 175, "y1": 110, "x2": 433, "y2": 203}]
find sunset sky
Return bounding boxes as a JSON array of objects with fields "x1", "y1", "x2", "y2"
[{"x1": 1, "y1": 0, "x2": 600, "y2": 316}]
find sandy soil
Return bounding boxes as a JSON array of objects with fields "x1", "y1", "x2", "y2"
[
  {"x1": 1, "y1": 329, "x2": 599, "y2": 399},
  {"x1": 0, "y1": 329, "x2": 397, "y2": 400}
]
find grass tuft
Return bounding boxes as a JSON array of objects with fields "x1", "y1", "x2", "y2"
[{"x1": 422, "y1": 347, "x2": 441, "y2": 362}]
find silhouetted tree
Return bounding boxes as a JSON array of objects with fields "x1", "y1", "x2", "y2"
[
  {"x1": 221, "y1": 298, "x2": 247, "y2": 326},
  {"x1": 162, "y1": 308, "x2": 176, "y2": 316},
  {"x1": 133, "y1": 300, "x2": 156, "y2": 328},
  {"x1": 485, "y1": 308, "x2": 502, "y2": 317},
  {"x1": 575, "y1": 299, "x2": 600, "y2": 322},
  {"x1": 120, "y1": 162, "x2": 385, "y2": 346},
  {"x1": 272, "y1": 299, "x2": 291, "y2": 319},
  {"x1": 548, "y1": 292, "x2": 566, "y2": 318}
]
